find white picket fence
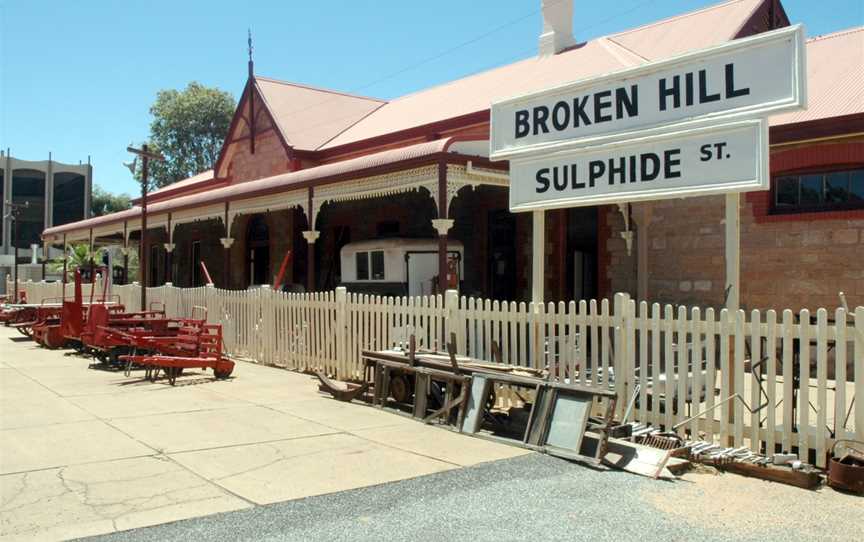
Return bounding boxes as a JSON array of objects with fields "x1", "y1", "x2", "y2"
[{"x1": 9, "y1": 278, "x2": 863, "y2": 467}]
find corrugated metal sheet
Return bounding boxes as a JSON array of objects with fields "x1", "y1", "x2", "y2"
[
  {"x1": 43, "y1": 138, "x2": 454, "y2": 238},
  {"x1": 770, "y1": 27, "x2": 864, "y2": 126},
  {"x1": 319, "y1": 0, "x2": 764, "y2": 150}
]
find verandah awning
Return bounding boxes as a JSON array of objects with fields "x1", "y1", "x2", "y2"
[{"x1": 43, "y1": 137, "x2": 507, "y2": 243}]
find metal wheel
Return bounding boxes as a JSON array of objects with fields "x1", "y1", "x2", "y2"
[{"x1": 390, "y1": 374, "x2": 413, "y2": 403}]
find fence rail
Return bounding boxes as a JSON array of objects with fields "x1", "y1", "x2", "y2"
[{"x1": 9, "y1": 278, "x2": 862, "y2": 467}]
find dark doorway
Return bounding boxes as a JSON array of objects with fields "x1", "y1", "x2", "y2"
[
  {"x1": 149, "y1": 245, "x2": 161, "y2": 287},
  {"x1": 487, "y1": 209, "x2": 517, "y2": 301},
  {"x1": 247, "y1": 215, "x2": 270, "y2": 286},
  {"x1": 567, "y1": 207, "x2": 598, "y2": 301}
]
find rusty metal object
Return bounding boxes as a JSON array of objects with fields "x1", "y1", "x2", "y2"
[
  {"x1": 635, "y1": 432, "x2": 684, "y2": 451},
  {"x1": 828, "y1": 440, "x2": 864, "y2": 494}
]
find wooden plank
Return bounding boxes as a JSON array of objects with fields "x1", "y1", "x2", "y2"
[
  {"x1": 690, "y1": 307, "x2": 702, "y2": 440},
  {"x1": 590, "y1": 299, "x2": 599, "y2": 390},
  {"x1": 638, "y1": 301, "x2": 649, "y2": 424},
  {"x1": 750, "y1": 309, "x2": 762, "y2": 452},
  {"x1": 651, "y1": 303, "x2": 662, "y2": 429},
  {"x1": 719, "y1": 308, "x2": 730, "y2": 444},
  {"x1": 675, "y1": 305, "x2": 687, "y2": 436},
  {"x1": 798, "y1": 309, "x2": 811, "y2": 460},
  {"x1": 782, "y1": 309, "x2": 794, "y2": 452},
  {"x1": 733, "y1": 309, "x2": 745, "y2": 447},
  {"x1": 601, "y1": 299, "x2": 611, "y2": 391},
  {"x1": 856, "y1": 307, "x2": 864, "y2": 443},
  {"x1": 815, "y1": 308, "x2": 828, "y2": 468},
  {"x1": 664, "y1": 304, "x2": 675, "y2": 432},
  {"x1": 766, "y1": 309, "x2": 777, "y2": 455}
]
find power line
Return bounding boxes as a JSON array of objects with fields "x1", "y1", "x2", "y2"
[{"x1": 257, "y1": 0, "x2": 659, "y2": 144}]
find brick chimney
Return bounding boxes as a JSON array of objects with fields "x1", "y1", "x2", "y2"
[{"x1": 539, "y1": 0, "x2": 576, "y2": 56}]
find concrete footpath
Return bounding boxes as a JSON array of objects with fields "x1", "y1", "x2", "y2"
[{"x1": 0, "y1": 326, "x2": 526, "y2": 541}]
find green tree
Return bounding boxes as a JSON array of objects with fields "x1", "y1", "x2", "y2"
[
  {"x1": 137, "y1": 82, "x2": 235, "y2": 189},
  {"x1": 49, "y1": 244, "x2": 139, "y2": 282},
  {"x1": 91, "y1": 185, "x2": 132, "y2": 216}
]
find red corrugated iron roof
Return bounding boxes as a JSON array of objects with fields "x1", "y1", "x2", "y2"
[
  {"x1": 255, "y1": 77, "x2": 385, "y2": 151},
  {"x1": 318, "y1": 0, "x2": 765, "y2": 150},
  {"x1": 132, "y1": 169, "x2": 218, "y2": 205},
  {"x1": 770, "y1": 26, "x2": 864, "y2": 126},
  {"x1": 43, "y1": 137, "x2": 458, "y2": 238}
]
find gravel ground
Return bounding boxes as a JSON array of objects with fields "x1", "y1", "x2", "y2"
[{"x1": 78, "y1": 453, "x2": 862, "y2": 542}]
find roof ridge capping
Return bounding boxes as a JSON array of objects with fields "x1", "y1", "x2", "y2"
[
  {"x1": 610, "y1": 0, "x2": 759, "y2": 38},
  {"x1": 254, "y1": 75, "x2": 387, "y2": 103},
  {"x1": 806, "y1": 25, "x2": 864, "y2": 42}
]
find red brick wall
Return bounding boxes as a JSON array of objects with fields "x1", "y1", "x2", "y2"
[{"x1": 225, "y1": 130, "x2": 291, "y2": 184}]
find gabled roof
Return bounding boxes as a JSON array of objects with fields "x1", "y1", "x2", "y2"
[
  {"x1": 254, "y1": 77, "x2": 386, "y2": 151},
  {"x1": 318, "y1": 0, "x2": 767, "y2": 150},
  {"x1": 770, "y1": 26, "x2": 864, "y2": 126}
]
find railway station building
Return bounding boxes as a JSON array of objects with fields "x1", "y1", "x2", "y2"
[{"x1": 42, "y1": 0, "x2": 863, "y2": 312}]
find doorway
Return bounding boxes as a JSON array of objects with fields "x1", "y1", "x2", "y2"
[
  {"x1": 487, "y1": 209, "x2": 517, "y2": 301},
  {"x1": 567, "y1": 207, "x2": 598, "y2": 301},
  {"x1": 247, "y1": 215, "x2": 270, "y2": 286}
]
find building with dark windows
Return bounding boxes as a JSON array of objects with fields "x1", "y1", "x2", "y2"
[{"x1": 1, "y1": 151, "x2": 91, "y2": 280}]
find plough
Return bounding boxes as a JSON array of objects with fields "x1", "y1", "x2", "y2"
[
  {"x1": 118, "y1": 323, "x2": 235, "y2": 385},
  {"x1": 83, "y1": 305, "x2": 208, "y2": 366}
]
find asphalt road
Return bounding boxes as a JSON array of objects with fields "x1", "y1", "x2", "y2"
[{"x1": 78, "y1": 453, "x2": 858, "y2": 542}]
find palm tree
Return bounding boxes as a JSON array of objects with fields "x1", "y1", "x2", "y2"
[{"x1": 48, "y1": 244, "x2": 102, "y2": 281}]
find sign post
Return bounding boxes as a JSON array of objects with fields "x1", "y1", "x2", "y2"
[{"x1": 490, "y1": 25, "x2": 807, "y2": 434}]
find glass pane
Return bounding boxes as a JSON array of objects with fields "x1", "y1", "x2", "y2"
[
  {"x1": 356, "y1": 252, "x2": 369, "y2": 280},
  {"x1": 851, "y1": 169, "x2": 864, "y2": 202},
  {"x1": 12, "y1": 169, "x2": 46, "y2": 247},
  {"x1": 53, "y1": 172, "x2": 85, "y2": 226},
  {"x1": 371, "y1": 251, "x2": 385, "y2": 280},
  {"x1": 825, "y1": 171, "x2": 849, "y2": 203},
  {"x1": 775, "y1": 177, "x2": 799, "y2": 206},
  {"x1": 799, "y1": 174, "x2": 823, "y2": 205}
]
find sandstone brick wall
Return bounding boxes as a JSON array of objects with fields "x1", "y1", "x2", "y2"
[
  {"x1": 602, "y1": 192, "x2": 864, "y2": 312},
  {"x1": 225, "y1": 130, "x2": 291, "y2": 184}
]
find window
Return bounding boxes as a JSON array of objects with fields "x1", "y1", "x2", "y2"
[
  {"x1": 356, "y1": 252, "x2": 369, "y2": 280},
  {"x1": 355, "y1": 250, "x2": 385, "y2": 281},
  {"x1": 371, "y1": 251, "x2": 385, "y2": 280},
  {"x1": 773, "y1": 168, "x2": 864, "y2": 213}
]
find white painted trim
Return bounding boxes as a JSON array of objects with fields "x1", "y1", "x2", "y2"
[
  {"x1": 491, "y1": 24, "x2": 806, "y2": 160},
  {"x1": 507, "y1": 117, "x2": 769, "y2": 213}
]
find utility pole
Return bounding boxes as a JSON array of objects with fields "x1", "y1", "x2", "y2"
[
  {"x1": 4, "y1": 200, "x2": 29, "y2": 304},
  {"x1": 126, "y1": 144, "x2": 163, "y2": 311}
]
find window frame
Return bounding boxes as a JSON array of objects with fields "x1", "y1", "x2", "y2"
[{"x1": 770, "y1": 164, "x2": 864, "y2": 215}]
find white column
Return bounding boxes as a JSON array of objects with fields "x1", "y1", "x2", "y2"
[
  {"x1": 725, "y1": 193, "x2": 740, "y2": 312},
  {"x1": 633, "y1": 202, "x2": 654, "y2": 303},
  {"x1": 532, "y1": 210, "x2": 545, "y2": 304}
]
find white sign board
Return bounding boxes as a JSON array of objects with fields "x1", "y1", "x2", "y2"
[
  {"x1": 491, "y1": 25, "x2": 806, "y2": 160},
  {"x1": 508, "y1": 118, "x2": 768, "y2": 212}
]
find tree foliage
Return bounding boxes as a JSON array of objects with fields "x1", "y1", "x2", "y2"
[
  {"x1": 138, "y1": 82, "x2": 235, "y2": 189},
  {"x1": 91, "y1": 185, "x2": 132, "y2": 216}
]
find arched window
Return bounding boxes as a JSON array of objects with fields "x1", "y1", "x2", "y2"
[{"x1": 246, "y1": 215, "x2": 270, "y2": 286}]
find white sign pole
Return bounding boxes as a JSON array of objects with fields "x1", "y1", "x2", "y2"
[{"x1": 724, "y1": 192, "x2": 740, "y2": 445}]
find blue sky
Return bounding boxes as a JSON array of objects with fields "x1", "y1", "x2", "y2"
[{"x1": 1, "y1": 0, "x2": 861, "y2": 197}]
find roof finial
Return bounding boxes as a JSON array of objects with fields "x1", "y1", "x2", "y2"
[{"x1": 247, "y1": 28, "x2": 254, "y2": 78}]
